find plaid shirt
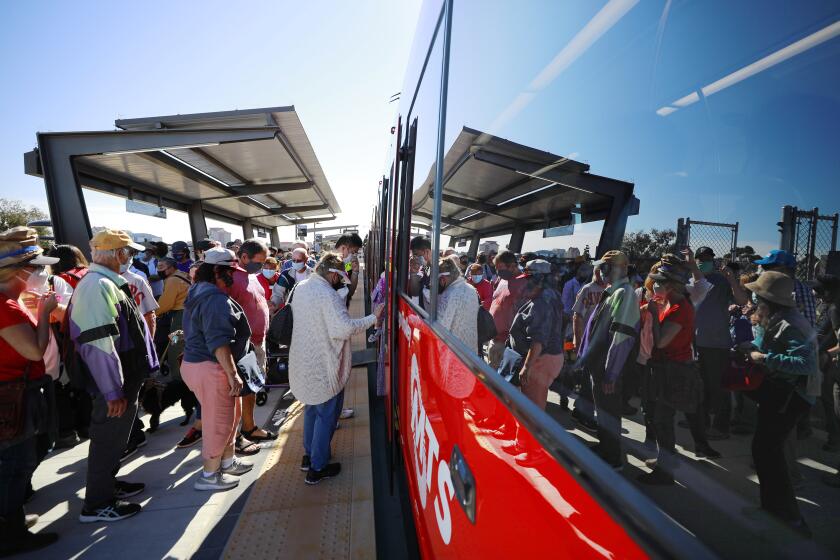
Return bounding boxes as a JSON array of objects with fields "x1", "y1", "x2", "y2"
[{"x1": 794, "y1": 279, "x2": 817, "y2": 328}]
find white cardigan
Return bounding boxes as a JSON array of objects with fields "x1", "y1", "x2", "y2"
[
  {"x1": 289, "y1": 273, "x2": 376, "y2": 405},
  {"x1": 437, "y1": 277, "x2": 479, "y2": 352}
]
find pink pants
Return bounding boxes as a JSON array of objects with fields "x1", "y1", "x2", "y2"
[
  {"x1": 182, "y1": 361, "x2": 241, "y2": 460},
  {"x1": 521, "y1": 352, "x2": 565, "y2": 410}
]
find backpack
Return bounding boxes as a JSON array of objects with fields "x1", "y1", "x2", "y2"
[
  {"x1": 477, "y1": 293, "x2": 497, "y2": 345},
  {"x1": 58, "y1": 267, "x2": 88, "y2": 290},
  {"x1": 268, "y1": 284, "x2": 297, "y2": 347}
]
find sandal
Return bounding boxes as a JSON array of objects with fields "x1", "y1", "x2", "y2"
[
  {"x1": 241, "y1": 427, "x2": 278, "y2": 442},
  {"x1": 235, "y1": 435, "x2": 261, "y2": 456}
]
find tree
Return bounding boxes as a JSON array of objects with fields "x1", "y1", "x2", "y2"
[
  {"x1": 0, "y1": 198, "x2": 50, "y2": 244},
  {"x1": 620, "y1": 228, "x2": 677, "y2": 260}
]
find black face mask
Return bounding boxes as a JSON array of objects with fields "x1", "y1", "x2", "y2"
[
  {"x1": 498, "y1": 269, "x2": 514, "y2": 280},
  {"x1": 158, "y1": 269, "x2": 169, "y2": 279},
  {"x1": 244, "y1": 261, "x2": 263, "y2": 274}
]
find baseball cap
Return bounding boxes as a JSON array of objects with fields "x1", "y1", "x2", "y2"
[
  {"x1": 594, "y1": 250, "x2": 629, "y2": 267},
  {"x1": 754, "y1": 249, "x2": 796, "y2": 269},
  {"x1": 0, "y1": 227, "x2": 59, "y2": 268},
  {"x1": 694, "y1": 246, "x2": 715, "y2": 259},
  {"x1": 171, "y1": 241, "x2": 189, "y2": 253},
  {"x1": 202, "y1": 247, "x2": 245, "y2": 272},
  {"x1": 90, "y1": 229, "x2": 145, "y2": 252},
  {"x1": 516, "y1": 259, "x2": 551, "y2": 279}
]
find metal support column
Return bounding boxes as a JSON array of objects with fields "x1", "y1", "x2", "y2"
[
  {"x1": 807, "y1": 207, "x2": 819, "y2": 280},
  {"x1": 732, "y1": 222, "x2": 739, "y2": 259},
  {"x1": 270, "y1": 227, "x2": 280, "y2": 248},
  {"x1": 243, "y1": 218, "x2": 254, "y2": 240},
  {"x1": 508, "y1": 226, "x2": 526, "y2": 254},
  {"x1": 188, "y1": 201, "x2": 208, "y2": 247},
  {"x1": 467, "y1": 232, "x2": 481, "y2": 260},
  {"x1": 779, "y1": 205, "x2": 796, "y2": 253}
]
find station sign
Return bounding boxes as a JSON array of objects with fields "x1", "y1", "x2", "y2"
[{"x1": 126, "y1": 199, "x2": 167, "y2": 219}]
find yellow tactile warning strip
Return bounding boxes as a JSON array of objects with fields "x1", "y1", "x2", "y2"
[{"x1": 223, "y1": 291, "x2": 376, "y2": 560}]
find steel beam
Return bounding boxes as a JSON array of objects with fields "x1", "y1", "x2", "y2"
[
  {"x1": 509, "y1": 225, "x2": 526, "y2": 254},
  {"x1": 188, "y1": 201, "x2": 208, "y2": 247},
  {"x1": 269, "y1": 227, "x2": 280, "y2": 247},
  {"x1": 438, "y1": 193, "x2": 519, "y2": 221},
  {"x1": 243, "y1": 218, "x2": 254, "y2": 240},
  {"x1": 35, "y1": 127, "x2": 277, "y2": 250},
  {"x1": 202, "y1": 181, "x2": 314, "y2": 200},
  {"x1": 289, "y1": 216, "x2": 336, "y2": 226}
]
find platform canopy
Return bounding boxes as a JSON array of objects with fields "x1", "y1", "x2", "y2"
[
  {"x1": 410, "y1": 126, "x2": 638, "y2": 255},
  {"x1": 25, "y1": 106, "x2": 340, "y2": 251}
]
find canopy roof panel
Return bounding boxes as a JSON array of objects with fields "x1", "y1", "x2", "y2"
[
  {"x1": 28, "y1": 106, "x2": 340, "y2": 231},
  {"x1": 411, "y1": 127, "x2": 636, "y2": 239}
]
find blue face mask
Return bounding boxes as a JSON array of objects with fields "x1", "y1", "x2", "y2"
[
  {"x1": 261, "y1": 269, "x2": 275, "y2": 279},
  {"x1": 697, "y1": 261, "x2": 714, "y2": 274},
  {"x1": 471, "y1": 274, "x2": 484, "y2": 283},
  {"x1": 292, "y1": 261, "x2": 305, "y2": 272}
]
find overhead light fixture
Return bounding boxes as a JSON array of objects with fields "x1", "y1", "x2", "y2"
[
  {"x1": 101, "y1": 142, "x2": 219, "y2": 157},
  {"x1": 159, "y1": 150, "x2": 230, "y2": 187}
]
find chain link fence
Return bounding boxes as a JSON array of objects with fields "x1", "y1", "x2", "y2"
[
  {"x1": 676, "y1": 218, "x2": 738, "y2": 264},
  {"x1": 782, "y1": 206, "x2": 839, "y2": 281}
]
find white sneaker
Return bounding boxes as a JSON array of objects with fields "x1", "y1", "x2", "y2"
[
  {"x1": 221, "y1": 457, "x2": 254, "y2": 476},
  {"x1": 339, "y1": 408, "x2": 355, "y2": 420},
  {"x1": 194, "y1": 471, "x2": 239, "y2": 492}
]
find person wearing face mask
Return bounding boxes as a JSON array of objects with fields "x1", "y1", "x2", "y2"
[
  {"x1": 563, "y1": 262, "x2": 590, "y2": 334},
  {"x1": 575, "y1": 250, "x2": 640, "y2": 471},
  {"x1": 170, "y1": 241, "x2": 193, "y2": 274},
  {"x1": 335, "y1": 233, "x2": 363, "y2": 307},
  {"x1": 257, "y1": 257, "x2": 279, "y2": 304},
  {"x1": 153, "y1": 257, "x2": 191, "y2": 384},
  {"x1": 231, "y1": 239, "x2": 274, "y2": 447},
  {"x1": 692, "y1": 246, "x2": 750, "y2": 442},
  {"x1": 570, "y1": 264, "x2": 607, "y2": 431},
  {"x1": 194, "y1": 238, "x2": 217, "y2": 263},
  {"x1": 467, "y1": 263, "x2": 492, "y2": 310},
  {"x1": 181, "y1": 248, "x2": 252, "y2": 491},
  {"x1": 639, "y1": 260, "x2": 709, "y2": 485},
  {"x1": 0, "y1": 227, "x2": 60, "y2": 556},
  {"x1": 436, "y1": 257, "x2": 480, "y2": 352},
  {"x1": 487, "y1": 250, "x2": 529, "y2": 369},
  {"x1": 288, "y1": 253, "x2": 383, "y2": 484},
  {"x1": 408, "y1": 236, "x2": 433, "y2": 308},
  {"x1": 68, "y1": 229, "x2": 158, "y2": 523},
  {"x1": 272, "y1": 248, "x2": 315, "y2": 309},
  {"x1": 742, "y1": 271, "x2": 818, "y2": 536},
  {"x1": 120, "y1": 250, "x2": 158, "y2": 339}
]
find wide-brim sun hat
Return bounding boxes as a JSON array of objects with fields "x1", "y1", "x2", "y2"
[
  {"x1": 745, "y1": 270, "x2": 795, "y2": 307},
  {"x1": 0, "y1": 226, "x2": 59, "y2": 268}
]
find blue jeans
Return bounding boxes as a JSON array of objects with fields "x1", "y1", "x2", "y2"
[
  {"x1": 303, "y1": 392, "x2": 342, "y2": 471},
  {"x1": 0, "y1": 436, "x2": 37, "y2": 534}
]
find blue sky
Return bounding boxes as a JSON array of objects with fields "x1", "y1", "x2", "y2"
[{"x1": 0, "y1": 0, "x2": 421, "y2": 242}]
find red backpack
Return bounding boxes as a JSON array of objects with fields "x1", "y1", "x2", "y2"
[{"x1": 58, "y1": 267, "x2": 88, "y2": 290}]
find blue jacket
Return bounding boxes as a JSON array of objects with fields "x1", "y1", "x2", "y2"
[{"x1": 183, "y1": 281, "x2": 252, "y2": 363}]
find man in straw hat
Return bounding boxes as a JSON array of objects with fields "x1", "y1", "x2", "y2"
[
  {"x1": 575, "y1": 250, "x2": 640, "y2": 470},
  {"x1": 68, "y1": 229, "x2": 158, "y2": 523}
]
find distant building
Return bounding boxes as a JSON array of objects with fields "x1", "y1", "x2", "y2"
[
  {"x1": 132, "y1": 232, "x2": 162, "y2": 243},
  {"x1": 209, "y1": 227, "x2": 232, "y2": 246},
  {"x1": 479, "y1": 241, "x2": 499, "y2": 254},
  {"x1": 567, "y1": 247, "x2": 581, "y2": 258}
]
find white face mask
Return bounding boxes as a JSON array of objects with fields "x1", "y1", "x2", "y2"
[
  {"x1": 343, "y1": 254, "x2": 353, "y2": 264},
  {"x1": 119, "y1": 263, "x2": 130, "y2": 274},
  {"x1": 336, "y1": 286, "x2": 349, "y2": 299},
  {"x1": 293, "y1": 261, "x2": 306, "y2": 272},
  {"x1": 24, "y1": 267, "x2": 49, "y2": 294},
  {"x1": 261, "y1": 269, "x2": 275, "y2": 279}
]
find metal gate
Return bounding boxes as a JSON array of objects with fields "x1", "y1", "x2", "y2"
[
  {"x1": 676, "y1": 218, "x2": 739, "y2": 262},
  {"x1": 779, "y1": 206, "x2": 839, "y2": 281}
]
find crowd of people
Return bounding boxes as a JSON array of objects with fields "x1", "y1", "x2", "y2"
[
  {"x1": 0, "y1": 225, "x2": 377, "y2": 556},
  {"x1": 408, "y1": 236, "x2": 839, "y2": 539}
]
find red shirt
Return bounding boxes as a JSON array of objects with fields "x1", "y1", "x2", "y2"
[
  {"x1": 228, "y1": 271, "x2": 270, "y2": 345},
  {"x1": 489, "y1": 276, "x2": 528, "y2": 341},
  {"x1": 0, "y1": 294, "x2": 46, "y2": 381},
  {"x1": 653, "y1": 300, "x2": 695, "y2": 362},
  {"x1": 256, "y1": 272, "x2": 277, "y2": 301},
  {"x1": 469, "y1": 279, "x2": 493, "y2": 310}
]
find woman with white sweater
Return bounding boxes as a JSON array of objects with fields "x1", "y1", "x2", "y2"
[{"x1": 289, "y1": 253, "x2": 382, "y2": 485}]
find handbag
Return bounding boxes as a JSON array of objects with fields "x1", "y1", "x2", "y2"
[
  {"x1": 477, "y1": 298, "x2": 497, "y2": 345},
  {"x1": 498, "y1": 347, "x2": 524, "y2": 385},
  {"x1": 237, "y1": 346, "x2": 266, "y2": 394},
  {"x1": 0, "y1": 363, "x2": 30, "y2": 441},
  {"x1": 722, "y1": 353, "x2": 766, "y2": 392},
  {"x1": 268, "y1": 284, "x2": 297, "y2": 347}
]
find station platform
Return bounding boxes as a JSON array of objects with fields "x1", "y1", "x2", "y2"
[{"x1": 23, "y1": 289, "x2": 377, "y2": 560}]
